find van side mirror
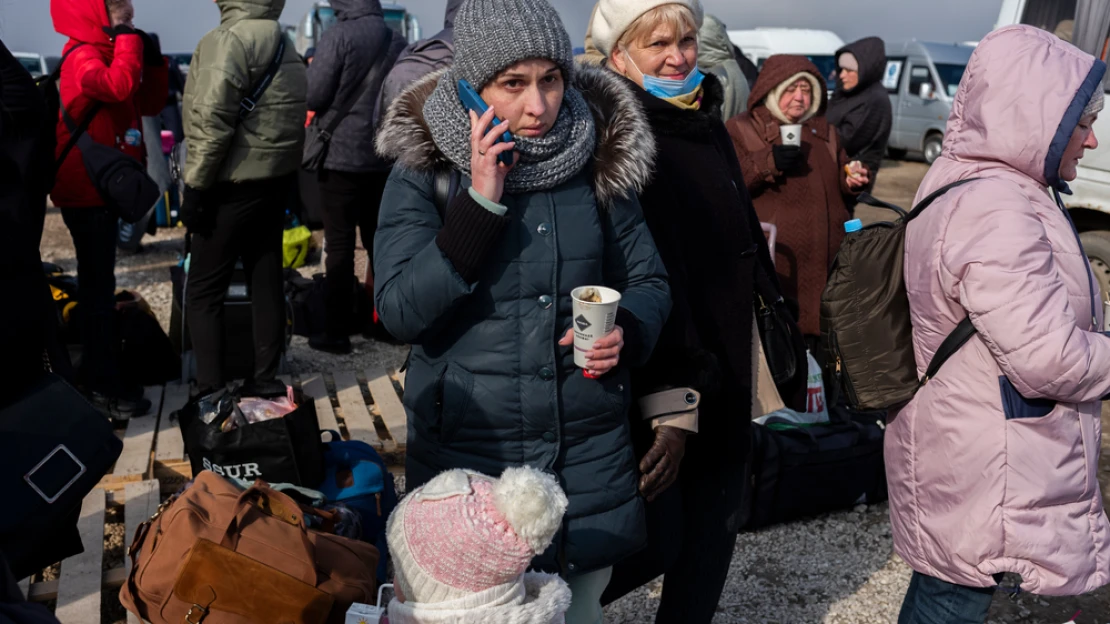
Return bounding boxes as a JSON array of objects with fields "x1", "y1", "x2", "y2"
[{"x1": 918, "y1": 82, "x2": 935, "y2": 100}]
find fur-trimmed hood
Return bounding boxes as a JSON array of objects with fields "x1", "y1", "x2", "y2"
[
  {"x1": 376, "y1": 64, "x2": 656, "y2": 207},
  {"x1": 386, "y1": 574, "x2": 572, "y2": 624}
]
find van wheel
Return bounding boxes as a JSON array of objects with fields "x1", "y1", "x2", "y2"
[
  {"x1": 923, "y1": 134, "x2": 943, "y2": 164},
  {"x1": 1080, "y1": 230, "x2": 1110, "y2": 298},
  {"x1": 887, "y1": 147, "x2": 907, "y2": 160}
]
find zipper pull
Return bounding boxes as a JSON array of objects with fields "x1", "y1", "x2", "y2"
[{"x1": 376, "y1": 492, "x2": 382, "y2": 517}]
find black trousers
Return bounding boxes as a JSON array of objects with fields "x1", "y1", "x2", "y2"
[
  {"x1": 603, "y1": 397, "x2": 749, "y2": 624},
  {"x1": 60, "y1": 207, "x2": 121, "y2": 394},
  {"x1": 186, "y1": 176, "x2": 289, "y2": 392},
  {"x1": 317, "y1": 169, "x2": 389, "y2": 339}
]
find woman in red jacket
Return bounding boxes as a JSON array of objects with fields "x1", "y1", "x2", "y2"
[{"x1": 50, "y1": 0, "x2": 168, "y2": 419}]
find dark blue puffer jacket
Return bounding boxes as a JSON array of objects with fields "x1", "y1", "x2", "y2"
[
  {"x1": 373, "y1": 65, "x2": 670, "y2": 576},
  {"x1": 305, "y1": 0, "x2": 405, "y2": 172}
]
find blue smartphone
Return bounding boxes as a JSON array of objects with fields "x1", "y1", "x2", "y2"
[{"x1": 458, "y1": 78, "x2": 514, "y2": 167}]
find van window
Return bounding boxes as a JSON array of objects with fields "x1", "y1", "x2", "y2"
[
  {"x1": 806, "y1": 55, "x2": 838, "y2": 91},
  {"x1": 934, "y1": 63, "x2": 967, "y2": 98},
  {"x1": 908, "y1": 66, "x2": 933, "y2": 98},
  {"x1": 1020, "y1": 0, "x2": 1077, "y2": 37}
]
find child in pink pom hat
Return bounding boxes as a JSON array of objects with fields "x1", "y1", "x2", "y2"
[{"x1": 385, "y1": 466, "x2": 571, "y2": 624}]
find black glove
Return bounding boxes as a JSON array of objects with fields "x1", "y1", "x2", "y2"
[
  {"x1": 102, "y1": 24, "x2": 137, "y2": 41},
  {"x1": 772, "y1": 144, "x2": 804, "y2": 173},
  {"x1": 136, "y1": 30, "x2": 163, "y2": 67},
  {"x1": 638, "y1": 425, "x2": 687, "y2": 503},
  {"x1": 181, "y1": 185, "x2": 213, "y2": 234}
]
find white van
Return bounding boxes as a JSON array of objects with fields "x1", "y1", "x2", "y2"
[
  {"x1": 727, "y1": 28, "x2": 845, "y2": 91},
  {"x1": 996, "y1": 0, "x2": 1110, "y2": 294},
  {"x1": 884, "y1": 41, "x2": 974, "y2": 164}
]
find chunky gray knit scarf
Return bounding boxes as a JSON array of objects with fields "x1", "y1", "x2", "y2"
[{"x1": 423, "y1": 70, "x2": 597, "y2": 193}]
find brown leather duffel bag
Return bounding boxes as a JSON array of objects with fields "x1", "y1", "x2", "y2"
[{"x1": 119, "y1": 471, "x2": 378, "y2": 624}]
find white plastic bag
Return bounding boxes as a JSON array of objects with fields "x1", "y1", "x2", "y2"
[{"x1": 753, "y1": 351, "x2": 829, "y2": 426}]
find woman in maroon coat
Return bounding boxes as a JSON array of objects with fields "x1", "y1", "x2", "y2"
[{"x1": 726, "y1": 54, "x2": 866, "y2": 348}]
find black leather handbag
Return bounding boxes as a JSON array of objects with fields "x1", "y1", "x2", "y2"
[
  {"x1": 754, "y1": 263, "x2": 808, "y2": 411},
  {"x1": 0, "y1": 373, "x2": 123, "y2": 578}
]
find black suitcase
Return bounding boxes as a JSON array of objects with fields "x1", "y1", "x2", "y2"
[
  {"x1": 170, "y1": 264, "x2": 291, "y2": 382},
  {"x1": 742, "y1": 408, "x2": 888, "y2": 530}
]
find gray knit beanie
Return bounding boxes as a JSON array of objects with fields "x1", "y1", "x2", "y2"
[
  {"x1": 452, "y1": 0, "x2": 575, "y2": 90},
  {"x1": 1084, "y1": 83, "x2": 1105, "y2": 118}
]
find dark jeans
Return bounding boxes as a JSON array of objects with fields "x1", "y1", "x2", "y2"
[
  {"x1": 186, "y1": 176, "x2": 289, "y2": 392},
  {"x1": 317, "y1": 169, "x2": 389, "y2": 339},
  {"x1": 60, "y1": 207, "x2": 121, "y2": 394},
  {"x1": 898, "y1": 572, "x2": 997, "y2": 624}
]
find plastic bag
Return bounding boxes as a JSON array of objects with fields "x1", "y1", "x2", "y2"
[{"x1": 753, "y1": 351, "x2": 829, "y2": 426}]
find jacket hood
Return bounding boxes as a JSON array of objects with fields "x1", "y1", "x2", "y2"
[
  {"x1": 748, "y1": 54, "x2": 827, "y2": 115},
  {"x1": 834, "y1": 36, "x2": 886, "y2": 92},
  {"x1": 51, "y1": 0, "x2": 111, "y2": 47},
  {"x1": 376, "y1": 63, "x2": 656, "y2": 207},
  {"x1": 217, "y1": 0, "x2": 285, "y2": 24},
  {"x1": 386, "y1": 574, "x2": 572, "y2": 624},
  {"x1": 444, "y1": 0, "x2": 464, "y2": 29},
  {"x1": 331, "y1": 0, "x2": 382, "y2": 21},
  {"x1": 941, "y1": 25, "x2": 1105, "y2": 191},
  {"x1": 698, "y1": 15, "x2": 735, "y2": 69}
]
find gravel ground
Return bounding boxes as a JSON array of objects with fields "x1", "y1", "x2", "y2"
[{"x1": 39, "y1": 161, "x2": 1110, "y2": 623}]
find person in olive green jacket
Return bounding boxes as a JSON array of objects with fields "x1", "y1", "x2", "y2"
[{"x1": 181, "y1": 0, "x2": 307, "y2": 396}]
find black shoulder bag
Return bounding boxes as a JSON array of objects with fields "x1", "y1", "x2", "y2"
[{"x1": 303, "y1": 31, "x2": 394, "y2": 171}]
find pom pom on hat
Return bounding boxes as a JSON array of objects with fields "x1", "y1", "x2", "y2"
[{"x1": 493, "y1": 466, "x2": 568, "y2": 554}]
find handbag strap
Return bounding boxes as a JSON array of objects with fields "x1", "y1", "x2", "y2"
[
  {"x1": 317, "y1": 30, "x2": 394, "y2": 140},
  {"x1": 239, "y1": 34, "x2": 287, "y2": 121},
  {"x1": 921, "y1": 317, "x2": 977, "y2": 385},
  {"x1": 53, "y1": 43, "x2": 99, "y2": 171}
]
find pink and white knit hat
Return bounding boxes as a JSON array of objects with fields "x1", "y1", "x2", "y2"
[{"x1": 386, "y1": 466, "x2": 569, "y2": 606}]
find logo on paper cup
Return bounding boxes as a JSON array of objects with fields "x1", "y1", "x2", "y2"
[
  {"x1": 785, "y1": 131, "x2": 796, "y2": 141},
  {"x1": 575, "y1": 315, "x2": 592, "y2": 331}
]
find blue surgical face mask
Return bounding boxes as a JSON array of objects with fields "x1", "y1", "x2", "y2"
[{"x1": 623, "y1": 48, "x2": 705, "y2": 99}]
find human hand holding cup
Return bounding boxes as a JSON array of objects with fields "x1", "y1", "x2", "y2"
[{"x1": 559, "y1": 286, "x2": 623, "y2": 378}]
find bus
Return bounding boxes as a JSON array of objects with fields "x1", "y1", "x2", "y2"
[{"x1": 294, "y1": 2, "x2": 422, "y2": 58}]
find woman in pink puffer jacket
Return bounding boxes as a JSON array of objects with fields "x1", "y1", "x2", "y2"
[{"x1": 892, "y1": 25, "x2": 1110, "y2": 623}]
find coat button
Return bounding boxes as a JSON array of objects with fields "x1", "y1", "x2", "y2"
[
  {"x1": 538, "y1": 295, "x2": 553, "y2": 309},
  {"x1": 542, "y1": 432, "x2": 556, "y2": 443},
  {"x1": 568, "y1": 562, "x2": 577, "y2": 571},
  {"x1": 537, "y1": 222, "x2": 552, "y2": 236},
  {"x1": 617, "y1": 384, "x2": 625, "y2": 392},
  {"x1": 539, "y1": 367, "x2": 554, "y2": 381}
]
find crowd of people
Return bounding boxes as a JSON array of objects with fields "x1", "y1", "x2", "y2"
[{"x1": 1, "y1": 0, "x2": 1109, "y2": 623}]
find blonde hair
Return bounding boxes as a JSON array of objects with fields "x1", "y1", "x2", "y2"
[{"x1": 616, "y1": 4, "x2": 698, "y2": 51}]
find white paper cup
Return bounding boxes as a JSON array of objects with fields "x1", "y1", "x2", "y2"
[
  {"x1": 571, "y1": 286, "x2": 622, "y2": 372},
  {"x1": 779, "y1": 124, "x2": 802, "y2": 147}
]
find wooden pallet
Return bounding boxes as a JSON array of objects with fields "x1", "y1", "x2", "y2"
[{"x1": 23, "y1": 368, "x2": 407, "y2": 622}]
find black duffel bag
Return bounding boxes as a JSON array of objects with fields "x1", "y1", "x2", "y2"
[
  {"x1": 57, "y1": 102, "x2": 159, "y2": 224},
  {"x1": 0, "y1": 373, "x2": 123, "y2": 578},
  {"x1": 742, "y1": 408, "x2": 888, "y2": 530},
  {"x1": 177, "y1": 386, "x2": 324, "y2": 486}
]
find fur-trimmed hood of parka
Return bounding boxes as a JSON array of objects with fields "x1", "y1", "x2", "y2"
[{"x1": 376, "y1": 63, "x2": 656, "y2": 208}]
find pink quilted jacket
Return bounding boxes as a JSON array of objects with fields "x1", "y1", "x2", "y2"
[{"x1": 890, "y1": 25, "x2": 1110, "y2": 596}]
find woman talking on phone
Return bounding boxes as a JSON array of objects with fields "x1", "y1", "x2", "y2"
[{"x1": 373, "y1": 0, "x2": 671, "y2": 620}]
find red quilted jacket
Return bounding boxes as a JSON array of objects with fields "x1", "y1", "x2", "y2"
[{"x1": 50, "y1": 0, "x2": 168, "y2": 208}]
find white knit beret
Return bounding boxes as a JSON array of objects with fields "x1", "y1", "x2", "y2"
[{"x1": 591, "y1": 0, "x2": 705, "y2": 58}]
